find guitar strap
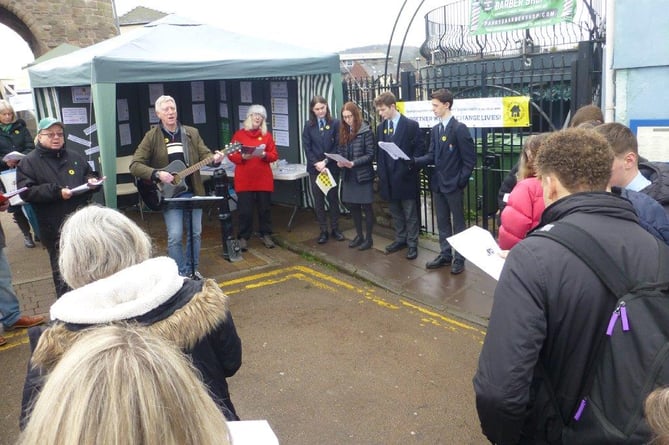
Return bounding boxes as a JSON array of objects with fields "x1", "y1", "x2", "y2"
[{"x1": 180, "y1": 125, "x2": 191, "y2": 166}]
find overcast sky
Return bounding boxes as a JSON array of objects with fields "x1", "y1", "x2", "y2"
[{"x1": 2, "y1": 0, "x2": 442, "y2": 79}]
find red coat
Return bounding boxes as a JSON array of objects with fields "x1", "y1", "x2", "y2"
[
  {"x1": 498, "y1": 177, "x2": 545, "y2": 250},
  {"x1": 228, "y1": 128, "x2": 279, "y2": 192}
]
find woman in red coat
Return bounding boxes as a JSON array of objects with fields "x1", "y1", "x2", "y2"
[
  {"x1": 228, "y1": 105, "x2": 279, "y2": 250},
  {"x1": 498, "y1": 133, "x2": 548, "y2": 250}
]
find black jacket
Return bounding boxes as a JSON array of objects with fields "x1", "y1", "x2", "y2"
[
  {"x1": 16, "y1": 143, "x2": 97, "y2": 228},
  {"x1": 473, "y1": 192, "x2": 663, "y2": 445},
  {"x1": 376, "y1": 114, "x2": 425, "y2": 201},
  {"x1": 414, "y1": 117, "x2": 476, "y2": 194},
  {"x1": 302, "y1": 117, "x2": 340, "y2": 176},
  {"x1": 338, "y1": 123, "x2": 375, "y2": 184},
  {"x1": 0, "y1": 119, "x2": 34, "y2": 170}
]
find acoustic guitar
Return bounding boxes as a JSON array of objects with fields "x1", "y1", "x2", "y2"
[{"x1": 136, "y1": 142, "x2": 241, "y2": 211}]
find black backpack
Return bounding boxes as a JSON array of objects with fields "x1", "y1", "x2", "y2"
[{"x1": 531, "y1": 221, "x2": 669, "y2": 444}]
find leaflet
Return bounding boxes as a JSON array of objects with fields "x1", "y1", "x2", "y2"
[
  {"x1": 324, "y1": 152, "x2": 350, "y2": 164},
  {"x1": 70, "y1": 177, "x2": 106, "y2": 195},
  {"x1": 446, "y1": 226, "x2": 506, "y2": 280},
  {"x1": 377, "y1": 141, "x2": 410, "y2": 160}
]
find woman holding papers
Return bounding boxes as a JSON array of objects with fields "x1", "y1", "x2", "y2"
[
  {"x1": 337, "y1": 102, "x2": 375, "y2": 250},
  {"x1": 16, "y1": 117, "x2": 102, "y2": 297},
  {"x1": 228, "y1": 105, "x2": 279, "y2": 250},
  {"x1": 0, "y1": 100, "x2": 39, "y2": 248},
  {"x1": 302, "y1": 96, "x2": 344, "y2": 244}
]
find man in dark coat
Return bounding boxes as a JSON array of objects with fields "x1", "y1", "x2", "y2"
[
  {"x1": 473, "y1": 129, "x2": 663, "y2": 444},
  {"x1": 374, "y1": 92, "x2": 424, "y2": 260},
  {"x1": 413, "y1": 89, "x2": 475, "y2": 274}
]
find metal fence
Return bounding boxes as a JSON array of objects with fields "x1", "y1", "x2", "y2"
[{"x1": 343, "y1": 44, "x2": 601, "y2": 236}]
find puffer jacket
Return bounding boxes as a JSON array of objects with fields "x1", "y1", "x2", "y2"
[
  {"x1": 639, "y1": 161, "x2": 669, "y2": 215},
  {"x1": 338, "y1": 122, "x2": 375, "y2": 184},
  {"x1": 20, "y1": 257, "x2": 242, "y2": 427},
  {"x1": 498, "y1": 177, "x2": 545, "y2": 249}
]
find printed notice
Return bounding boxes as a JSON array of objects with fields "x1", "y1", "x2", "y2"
[
  {"x1": 67, "y1": 134, "x2": 92, "y2": 148},
  {"x1": 446, "y1": 226, "x2": 505, "y2": 280},
  {"x1": 192, "y1": 103, "x2": 206, "y2": 124},
  {"x1": 240, "y1": 82, "x2": 253, "y2": 103},
  {"x1": 117, "y1": 98, "x2": 129, "y2": 121},
  {"x1": 191, "y1": 81, "x2": 205, "y2": 102},
  {"x1": 272, "y1": 114, "x2": 289, "y2": 131},
  {"x1": 270, "y1": 81, "x2": 288, "y2": 98},
  {"x1": 148, "y1": 84, "x2": 164, "y2": 104},
  {"x1": 271, "y1": 97, "x2": 288, "y2": 115},
  {"x1": 72, "y1": 86, "x2": 91, "y2": 104},
  {"x1": 273, "y1": 130, "x2": 289, "y2": 147},
  {"x1": 61, "y1": 107, "x2": 88, "y2": 125},
  {"x1": 219, "y1": 81, "x2": 227, "y2": 101},
  {"x1": 119, "y1": 123, "x2": 132, "y2": 147}
]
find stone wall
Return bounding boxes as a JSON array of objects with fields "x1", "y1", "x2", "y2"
[{"x1": 1, "y1": 0, "x2": 117, "y2": 57}]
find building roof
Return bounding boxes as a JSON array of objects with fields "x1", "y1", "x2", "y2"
[{"x1": 118, "y1": 6, "x2": 168, "y2": 26}]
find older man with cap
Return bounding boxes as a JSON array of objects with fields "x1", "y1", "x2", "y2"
[
  {"x1": 228, "y1": 104, "x2": 279, "y2": 250},
  {"x1": 17, "y1": 117, "x2": 102, "y2": 298},
  {"x1": 131, "y1": 95, "x2": 224, "y2": 279}
]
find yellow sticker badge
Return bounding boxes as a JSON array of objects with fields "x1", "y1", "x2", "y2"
[
  {"x1": 68, "y1": 169, "x2": 75, "y2": 175},
  {"x1": 441, "y1": 135, "x2": 447, "y2": 142},
  {"x1": 502, "y1": 97, "x2": 530, "y2": 127},
  {"x1": 164, "y1": 138, "x2": 169, "y2": 144}
]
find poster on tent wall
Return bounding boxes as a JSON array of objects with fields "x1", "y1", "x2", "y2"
[{"x1": 470, "y1": 0, "x2": 576, "y2": 35}]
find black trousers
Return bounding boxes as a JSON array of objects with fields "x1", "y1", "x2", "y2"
[
  {"x1": 236, "y1": 191, "x2": 272, "y2": 239},
  {"x1": 309, "y1": 173, "x2": 340, "y2": 232},
  {"x1": 39, "y1": 221, "x2": 70, "y2": 298}
]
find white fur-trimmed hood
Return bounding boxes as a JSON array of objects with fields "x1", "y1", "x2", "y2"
[{"x1": 50, "y1": 257, "x2": 185, "y2": 324}]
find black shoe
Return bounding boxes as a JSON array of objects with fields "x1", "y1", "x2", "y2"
[
  {"x1": 385, "y1": 241, "x2": 408, "y2": 253},
  {"x1": 406, "y1": 246, "x2": 418, "y2": 260},
  {"x1": 426, "y1": 255, "x2": 452, "y2": 270},
  {"x1": 331, "y1": 229, "x2": 345, "y2": 241},
  {"x1": 317, "y1": 231, "x2": 329, "y2": 244},
  {"x1": 191, "y1": 271, "x2": 204, "y2": 280},
  {"x1": 24, "y1": 235, "x2": 35, "y2": 248},
  {"x1": 348, "y1": 235, "x2": 363, "y2": 248},
  {"x1": 451, "y1": 261, "x2": 465, "y2": 275},
  {"x1": 358, "y1": 238, "x2": 373, "y2": 251}
]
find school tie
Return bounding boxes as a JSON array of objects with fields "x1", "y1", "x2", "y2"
[
  {"x1": 387, "y1": 120, "x2": 394, "y2": 141},
  {"x1": 319, "y1": 119, "x2": 325, "y2": 130}
]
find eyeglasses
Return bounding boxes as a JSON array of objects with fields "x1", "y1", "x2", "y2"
[{"x1": 39, "y1": 132, "x2": 64, "y2": 139}]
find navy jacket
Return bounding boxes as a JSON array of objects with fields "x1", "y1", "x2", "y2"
[
  {"x1": 376, "y1": 114, "x2": 425, "y2": 201},
  {"x1": 414, "y1": 117, "x2": 476, "y2": 194},
  {"x1": 302, "y1": 118, "x2": 340, "y2": 176}
]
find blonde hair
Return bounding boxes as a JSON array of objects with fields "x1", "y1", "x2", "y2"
[
  {"x1": 59, "y1": 205, "x2": 152, "y2": 289},
  {"x1": 18, "y1": 325, "x2": 231, "y2": 445},
  {"x1": 517, "y1": 133, "x2": 549, "y2": 180},
  {"x1": 646, "y1": 387, "x2": 669, "y2": 445}
]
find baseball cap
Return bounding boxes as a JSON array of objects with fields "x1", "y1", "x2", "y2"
[{"x1": 37, "y1": 117, "x2": 64, "y2": 132}]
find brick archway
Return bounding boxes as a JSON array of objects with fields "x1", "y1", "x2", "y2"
[{"x1": 0, "y1": 0, "x2": 117, "y2": 58}]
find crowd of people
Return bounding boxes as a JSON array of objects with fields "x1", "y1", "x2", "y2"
[{"x1": 4, "y1": 93, "x2": 669, "y2": 444}]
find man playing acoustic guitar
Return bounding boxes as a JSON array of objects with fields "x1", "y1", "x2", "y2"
[{"x1": 130, "y1": 95, "x2": 225, "y2": 279}]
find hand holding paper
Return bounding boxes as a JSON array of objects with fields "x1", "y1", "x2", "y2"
[
  {"x1": 315, "y1": 168, "x2": 336, "y2": 195},
  {"x1": 70, "y1": 176, "x2": 106, "y2": 195},
  {"x1": 378, "y1": 142, "x2": 410, "y2": 160}
]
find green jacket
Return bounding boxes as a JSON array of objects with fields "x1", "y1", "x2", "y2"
[{"x1": 130, "y1": 124, "x2": 213, "y2": 196}]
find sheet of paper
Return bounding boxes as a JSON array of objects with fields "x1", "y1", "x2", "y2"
[
  {"x1": 117, "y1": 98, "x2": 130, "y2": 121},
  {"x1": 378, "y1": 141, "x2": 410, "y2": 160},
  {"x1": 70, "y1": 177, "x2": 106, "y2": 195},
  {"x1": 0, "y1": 169, "x2": 25, "y2": 205},
  {"x1": 226, "y1": 420, "x2": 279, "y2": 445},
  {"x1": 61, "y1": 107, "x2": 88, "y2": 125},
  {"x1": 119, "y1": 122, "x2": 132, "y2": 147},
  {"x1": 2, "y1": 151, "x2": 25, "y2": 162},
  {"x1": 446, "y1": 225, "x2": 505, "y2": 281},
  {"x1": 273, "y1": 130, "x2": 289, "y2": 147},
  {"x1": 241, "y1": 144, "x2": 266, "y2": 157},
  {"x1": 324, "y1": 152, "x2": 351, "y2": 164}
]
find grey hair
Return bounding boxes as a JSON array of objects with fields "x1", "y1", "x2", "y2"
[
  {"x1": 59, "y1": 205, "x2": 152, "y2": 289},
  {"x1": 154, "y1": 95, "x2": 176, "y2": 111},
  {"x1": 18, "y1": 324, "x2": 231, "y2": 445},
  {"x1": 0, "y1": 99, "x2": 16, "y2": 122}
]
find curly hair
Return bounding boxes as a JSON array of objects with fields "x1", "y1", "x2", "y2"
[{"x1": 535, "y1": 128, "x2": 613, "y2": 192}]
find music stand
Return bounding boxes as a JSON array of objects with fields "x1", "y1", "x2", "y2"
[{"x1": 163, "y1": 196, "x2": 223, "y2": 279}]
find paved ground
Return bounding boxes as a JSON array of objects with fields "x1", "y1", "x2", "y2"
[{"x1": 0, "y1": 203, "x2": 494, "y2": 444}]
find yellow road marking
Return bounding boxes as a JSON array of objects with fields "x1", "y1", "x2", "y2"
[
  {"x1": 0, "y1": 330, "x2": 29, "y2": 351},
  {"x1": 219, "y1": 265, "x2": 484, "y2": 339}
]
